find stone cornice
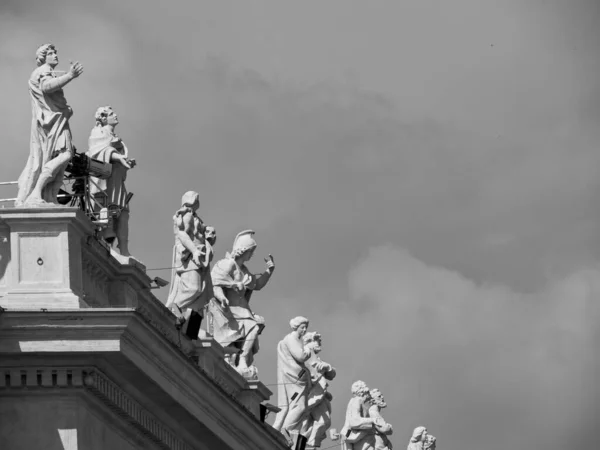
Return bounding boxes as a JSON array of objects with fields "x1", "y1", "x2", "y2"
[
  {"x1": 0, "y1": 309, "x2": 289, "y2": 450},
  {"x1": 0, "y1": 365, "x2": 192, "y2": 450}
]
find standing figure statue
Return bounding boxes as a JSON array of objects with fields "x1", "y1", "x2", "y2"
[
  {"x1": 300, "y1": 331, "x2": 337, "y2": 448},
  {"x1": 16, "y1": 44, "x2": 84, "y2": 207},
  {"x1": 340, "y1": 381, "x2": 378, "y2": 450},
  {"x1": 273, "y1": 318, "x2": 321, "y2": 441},
  {"x1": 166, "y1": 191, "x2": 215, "y2": 336},
  {"x1": 85, "y1": 106, "x2": 136, "y2": 256},
  {"x1": 406, "y1": 427, "x2": 428, "y2": 450},
  {"x1": 209, "y1": 230, "x2": 275, "y2": 378},
  {"x1": 368, "y1": 389, "x2": 393, "y2": 450}
]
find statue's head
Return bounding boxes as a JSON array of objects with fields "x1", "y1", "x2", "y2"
[
  {"x1": 302, "y1": 331, "x2": 322, "y2": 353},
  {"x1": 289, "y1": 316, "x2": 309, "y2": 337},
  {"x1": 205, "y1": 226, "x2": 216, "y2": 246},
  {"x1": 410, "y1": 426, "x2": 427, "y2": 443},
  {"x1": 424, "y1": 434, "x2": 436, "y2": 450},
  {"x1": 181, "y1": 191, "x2": 200, "y2": 211},
  {"x1": 230, "y1": 230, "x2": 257, "y2": 262},
  {"x1": 369, "y1": 388, "x2": 387, "y2": 408},
  {"x1": 94, "y1": 106, "x2": 119, "y2": 127},
  {"x1": 351, "y1": 380, "x2": 370, "y2": 398},
  {"x1": 36, "y1": 44, "x2": 57, "y2": 67}
]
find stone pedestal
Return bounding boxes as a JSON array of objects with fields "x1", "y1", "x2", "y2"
[
  {"x1": 0, "y1": 207, "x2": 152, "y2": 310},
  {"x1": 0, "y1": 208, "x2": 93, "y2": 309}
]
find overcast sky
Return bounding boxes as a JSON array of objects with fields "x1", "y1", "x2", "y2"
[{"x1": 1, "y1": 1, "x2": 599, "y2": 449}]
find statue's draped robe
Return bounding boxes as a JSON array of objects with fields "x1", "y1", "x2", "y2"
[
  {"x1": 85, "y1": 126, "x2": 128, "y2": 210},
  {"x1": 166, "y1": 209, "x2": 214, "y2": 313},
  {"x1": 273, "y1": 333, "x2": 312, "y2": 434},
  {"x1": 302, "y1": 362, "x2": 336, "y2": 447},
  {"x1": 369, "y1": 405, "x2": 393, "y2": 450},
  {"x1": 341, "y1": 397, "x2": 375, "y2": 450},
  {"x1": 17, "y1": 65, "x2": 73, "y2": 204},
  {"x1": 209, "y1": 257, "x2": 265, "y2": 348}
]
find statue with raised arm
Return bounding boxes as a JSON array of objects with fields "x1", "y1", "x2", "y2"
[
  {"x1": 340, "y1": 381, "x2": 377, "y2": 450},
  {"x1": 85, "y1": 106, "x2": 136, "y2": 255},
  {"x1": 209, "y1": 230, "x2": 275, "y2": 378},
  {"x1": 165, "y1": 191, "x2": 214, "y2": 335},
  {"x1": 368, "y1": 389, "x2": 393, "y2": 450},
  {"x1": 406, "y1": 427, "x2": 428, "y2": 450},
  {"x1": 16, "y1": 44, "x2": 84, "y2": 207}
]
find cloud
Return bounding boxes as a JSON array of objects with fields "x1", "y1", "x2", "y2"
[{"x1": 317, "y1": 245, "x2": 600, "y2": 450}]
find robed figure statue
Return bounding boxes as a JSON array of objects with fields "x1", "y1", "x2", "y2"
[{"x1": 16, "y1": 44, "x2": 83, "y2": 207}]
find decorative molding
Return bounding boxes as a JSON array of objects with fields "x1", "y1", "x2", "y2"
[{"x1": 0, "y1": 366, "x2": 192, "y2": 450}]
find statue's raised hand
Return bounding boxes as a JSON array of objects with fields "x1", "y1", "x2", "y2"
[
  {"x1": 69, "y1": 61, "x2": 84, "y2": 78},
  {"x1": 264, "y1": 254, "x2": 275, "y2": 274}
]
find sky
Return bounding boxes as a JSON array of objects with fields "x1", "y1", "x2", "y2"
[{"x1": 1, "y1": 1, "x2": 599, "y2": 449}]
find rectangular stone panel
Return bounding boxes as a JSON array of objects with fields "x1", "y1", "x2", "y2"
[{"x1": 17, "y1": 232, "x2": 65, "y2": 286}]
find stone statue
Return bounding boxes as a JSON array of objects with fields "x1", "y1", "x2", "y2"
[
  {"x1": 273, "y1": 320, "x2": 336, "y2": 447},
  {"x1": 300, "y1": 331, "x2": 337, "y2": 448},
  {"x1": 340, "y1": 381, "x2": 378, "y2": 450},
  {"x1": 209, "y1": 230, "x2": 275, "y2": 378},
  {"x1": 165, "y1": 191, "x2": 214, "y2": 335},
  {"x1": 16, "y1": 44, "x2": 84, "y2": 207},
  {"x1": 423, "y1": 434, "x2": 436, "y2": 450},
  {"x1": 368, "y1": 389, "x2": 393, "y2": 450},
  {"x1": 85, "y1": 106, "x2": 136, "y2": 255},
  {"x1": 406, "y1": 427, "x2": 428, "y2": 450},
  {"x1": 273, "y1": 317, "x2": 314, "y2": 437}
]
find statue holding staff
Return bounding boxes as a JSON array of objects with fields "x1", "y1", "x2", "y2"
[{"x1": 16, "y1": 44, "x2": 83, "y2": 207}]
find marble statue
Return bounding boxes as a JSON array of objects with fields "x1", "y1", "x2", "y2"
[
  {"x1": 209, "y1": 230, "x2": 275, "y2": 378},
  {"x1": 368, "y1": 389, "x2": 393, "y2": 450},
  {"x1": 273, "y1": 320, "x2": 336, "y2": 448},
  {"x1": 340, "y1": 381, "x2": 378, "y2": 450},
  {"x1": 300, "y1": 331, "x2": 337, "y2": 448},
  {"x1": 85, "y1": 106, "x2": 136, "y2": 256},
  {"x1": 423, "y1": 434, "x2": 436, "y2": 450},
  {"x1": 166, "y1": 191, "x2": 214, "y2": 335},
  {"x1": 273, "y1": 317, "x2": 313, "y2": 436},
  {"x1": 16, "y1": 44, "x2": 84, "y2": 207},
  {"x1": 406, "y1": 427, "x2": 427, "y2": 450}
]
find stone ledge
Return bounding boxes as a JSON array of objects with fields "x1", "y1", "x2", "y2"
[
  {"x1": 0, "y1": 366, "x2": 192, "y2": 450},
  {"x1": 0, "y1": 309, "x2": 289, "y2": 450}
]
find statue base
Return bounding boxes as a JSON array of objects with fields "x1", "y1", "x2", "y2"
[{"x1": 0, "y1": 208, "x2": 94, "y2": 309}]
